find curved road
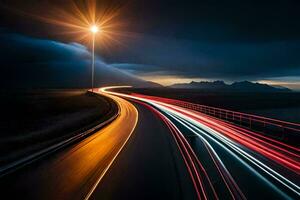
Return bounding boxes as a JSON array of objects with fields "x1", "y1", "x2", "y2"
[
  {"x1": 89, "y1": 100, "x2": 198, "y2": 199},
  {"x1": 0, "y1": 92, "x2": 138, "y2": 199},
  {"x1": 0, "y1": 87, "x2": 299, "y2": 200},
  {"x1": 107, "y1": 88, "x2": 299, "y2": 200},
  {"x1": 0, "y1": 89, "x2": 200, "y2": 200}
]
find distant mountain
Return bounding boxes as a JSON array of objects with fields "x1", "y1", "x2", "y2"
[
  {"x1": 169, "y1": 80, "x2": 291, "y2": 92},
  {"x1": 142, "y1": 81, "x2": 163, "y2": 88},
  {"x1": 230, "y1": 81, "x2": 291, "y2": 92},
  {"x1": 170, "y1": 80, "x2": 227, "y2": 89}
]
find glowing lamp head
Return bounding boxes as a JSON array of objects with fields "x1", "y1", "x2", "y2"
[{"x1": 90, "y1": 25, "x2": 99, "y2": 34}]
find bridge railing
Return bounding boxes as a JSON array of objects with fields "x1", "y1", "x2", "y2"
[{"x1": 134, "y1": 94, "x2": 300, "y2": 145}]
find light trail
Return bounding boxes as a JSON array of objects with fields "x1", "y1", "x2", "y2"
[
  {"x1": 128, "y1": 98, "x2": 218, "y2": 200},
  {"x1": 146, "y1": 98, "x2": 300, "y2": 197},
  {"x1": 153, "y1": 101, "x2": 300, "y2": 174},
  {"x1": 102, "y1": 87, "x2": 300, "y2": 199},
  {"x1": 83, "y1": 90, "x2": 138, "y2": 200},
  {"x1": 10, "y1": 88, "x2": 139, "y2": 200},
  {"x1": 0, "y1": 87, "x2": 140, "y2": 200}
]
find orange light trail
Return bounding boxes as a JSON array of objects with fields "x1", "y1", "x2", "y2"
[{"x1": 17, "y1": 88, "x2": 139, "y2": 200}]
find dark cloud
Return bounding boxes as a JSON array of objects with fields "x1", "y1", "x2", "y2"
[
  {"x1": 110, "y1": 63, "x2": 161, "y2": 75},
  {"x1": 1, "y1": 0, "x2": 300, "y2": 42},
  {"x1": 106, "y1": 35, "x2": 300, "y2": 81},
  {"x1": 0, "y1": 31, "x2": 151, "y2": 89},
  {"x1": 1, "y1": 0, "x2": 300, "y2": 85},
  {"x1": 0, "y1": 32, "x2": 90, "y2": 62},
  {"x1": 123, "y1": 0, "x2": 300, "y2": 42}
]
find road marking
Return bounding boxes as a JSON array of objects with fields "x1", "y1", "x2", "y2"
[{"x1": 84, "y1": 92, "x2": 138, "y2": 200}]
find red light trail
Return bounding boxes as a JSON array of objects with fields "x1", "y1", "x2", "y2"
[{"x1": 101, "y1": 86, "x2": 300, "y2": 199}]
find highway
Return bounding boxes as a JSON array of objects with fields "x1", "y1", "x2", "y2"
[
  {"x1": 0, "y1": 91, "x2": 138, "y2": 200},
  {"x1": 102, "y1": 87, "x2": 300, "y2": 200},
  {"x1": 0, "y1": 86, "x2": 299, "y2": 200},
  {"x1": 0, "y1": 88, "x2": 204, "y2": 200},
  {"x1": 89, "y1": 99, "x2": 199, "y2": 199}
]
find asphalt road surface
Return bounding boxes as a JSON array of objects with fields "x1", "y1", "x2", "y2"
[
  {"x1": 0, "y1": 87, "x2": 298, "y2": 200},
  {"x1": 112, "y1": 90, "x2": 299, "y2": 200},
  {"x1": 89, "y1": 101, "x2": 198, "y2": 200},
  {"x1": 0, "y1": 90, "x2": 200, "y2": 200},
  {"x1": 0, "y1": 93, "x2": 138, "y2": 200}
]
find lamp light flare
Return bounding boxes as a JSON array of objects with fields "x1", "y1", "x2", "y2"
[
  {"x1": 90, "y1": 25, "x2": 99, "y2": 34},
  {"x1": 13, "y1": 0, "x2": 129, "y2": 48}
]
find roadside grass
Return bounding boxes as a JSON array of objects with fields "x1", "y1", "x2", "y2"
[{"x1": 0, "y1": 89, "x2": 117, "y2": 166}]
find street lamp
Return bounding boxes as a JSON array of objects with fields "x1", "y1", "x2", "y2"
[{"x1": 90, "y1": 25, "x2": 99, "y2": 92}]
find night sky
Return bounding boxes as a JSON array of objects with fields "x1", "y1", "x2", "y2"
[{"x1": 1, "y1": 0, "x2": 300, "y2": 89}]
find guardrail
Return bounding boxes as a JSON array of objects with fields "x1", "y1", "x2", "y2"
[
  {"x1": 0, "y1": 91, "x2": 119, "y2": 177},
  {"x1": 134, "y1": 94, "x2": 300, "y2": 145}
]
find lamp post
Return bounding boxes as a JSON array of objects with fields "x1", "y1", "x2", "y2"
[{"x1": 90, "y1": 25, "x2": 98, "y2": 92}]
